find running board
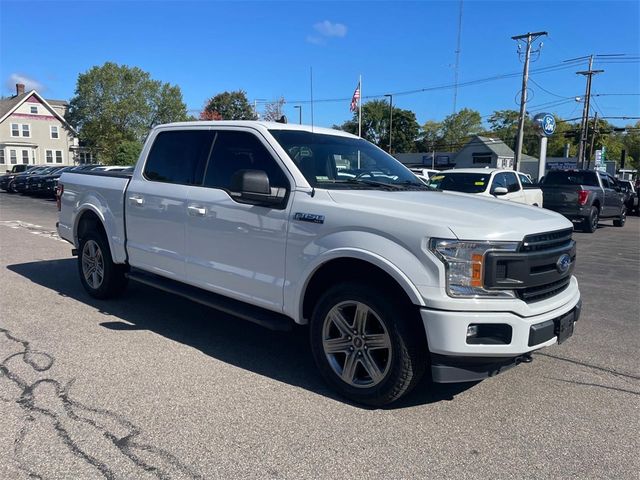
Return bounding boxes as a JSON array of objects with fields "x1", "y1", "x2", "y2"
[{"x1": 125, "y1": 270, "x2": 293, "y2": 331}]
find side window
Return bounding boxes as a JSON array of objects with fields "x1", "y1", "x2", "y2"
[
  {"x1": 144, "y1": 130, "x2": 213, "y2": 185},
  {"x1": 518, "y1": 173, "x2": 532, "y2": 185},
  {"x1": 492, "y1": 173, "x2": 508, "y2": 190},
  {"x1": 599, "y1": 174, "x2": 610, "y2": 189},
  {"x1": 504, "y1": 172, "x2": 520, "y2": 192},
  {"x1": 203, "y1": 130, "x2": 288, "y2": 191}
]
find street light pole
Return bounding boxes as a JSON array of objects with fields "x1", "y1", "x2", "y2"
[
  {"x1": 384, "y1": 94, "x2": 393, "y2": 153},
  {"x1": 294, "y1": 105, "x2": 302, "y2": 125}
]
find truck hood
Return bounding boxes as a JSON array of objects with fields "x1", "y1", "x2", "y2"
[{"x1": 327, "y1": 189, "x2": 572, "y2": 241}]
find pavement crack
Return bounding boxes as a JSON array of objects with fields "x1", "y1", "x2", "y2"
[
  {"x1": 0, "y1": 327, "x2": 204, "y2": 479},
  {"x1": 548, "y1": 377, "x2": 640, "y2": 396},
  {"x1": 535, "y1": 352, "x2": 640, "y2": 381}
]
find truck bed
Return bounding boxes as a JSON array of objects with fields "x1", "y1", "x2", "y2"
[{"x1": 57, "y1": 171, "x2": 132, "y2": 264}]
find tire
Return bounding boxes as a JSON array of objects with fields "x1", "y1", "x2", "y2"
[
  {"x1": 309, "y1": 282, "x2": 427, "y2": 406},
  {"x1": 78, "y1": 230, "x2": 128, "y2": 299},
  {"x1": 582, "y1": 206, "x2": 599, "y2": 233},
  {"x1": 613, "y1": 207, "x2": 626, "y2": 227}
]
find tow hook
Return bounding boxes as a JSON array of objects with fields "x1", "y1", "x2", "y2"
[
  {"x1": 71, "y1": 248, "x2": 78, "y2": 256},
  {"x1": 520, "y1": 353, "x2": 534, "y2": 364}
]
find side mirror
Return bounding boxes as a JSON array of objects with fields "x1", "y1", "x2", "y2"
[
  {"x1": 5, "y1": 170, "x2": 10, "y2": 174},
  {"x1": 492, "y1": 186, "x2": 509, "y2": 196},
  {"x1": 231, "y1": 169, "x2": 286, "y2": 207}
]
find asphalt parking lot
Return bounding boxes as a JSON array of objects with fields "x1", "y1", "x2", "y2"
[{"x1": 1, "y1": 192, "x2": 638, "y2": 480}]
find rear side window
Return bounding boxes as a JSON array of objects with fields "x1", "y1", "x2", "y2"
[
  {"x1": 144, "y1": 130, "x2": 214, "y2": 185},
  {"x1": 518, "y1": 173, "x2": 533, "y2": 185},
  {"x1": 203, "y1": 130, "x2": 288, "y2": 190},
  {"x1": 543, "y1": 171, "x2": 599, "y2": 187}
]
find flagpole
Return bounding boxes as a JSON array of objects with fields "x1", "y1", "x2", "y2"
[{"x1": 358, "y1": 74, "x2": 362, "y2": 138}]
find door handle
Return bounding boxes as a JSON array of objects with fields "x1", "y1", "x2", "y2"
[
  {"x1": 187, "y1": 205, "x2": 207, "y2": 217},
  {"x1": 128, "y1": 195, "x2": 144, "y2": 206}
]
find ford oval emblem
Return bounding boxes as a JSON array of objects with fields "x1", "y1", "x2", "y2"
[{"x1": 556, "y1": 254, "x2": 571, "y2": 274}]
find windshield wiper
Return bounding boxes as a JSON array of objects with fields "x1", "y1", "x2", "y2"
[{"x1": 336, "y1": 178, "x2": 427, "y2": 191}]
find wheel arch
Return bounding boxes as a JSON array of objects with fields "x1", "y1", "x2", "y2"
[
  {"x1": 73, "y1": 206, "x2": 121, "y2": 263},
  {"x1": 300, "y1": 252, "x2": 426, "y2": 324}
]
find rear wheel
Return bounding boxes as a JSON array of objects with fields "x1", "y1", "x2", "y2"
[
  {"x1": 78, "y1": 231, "x2": 128, "y2": 299},
  {"x1": 582, "y1": 206, "x2": 599, "y2": 233},
  {"x1": 613, "y1": 207, "x2": 626, "y2": 227},
  {"x1": 310, "y1": 282, "x2": 427, "y2": 406}
]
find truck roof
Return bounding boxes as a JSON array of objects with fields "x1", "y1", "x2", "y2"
[
  {"x1": 437, "y1": 168, "x2": 526, "y2": 175},
  {"x1": 154, "y1": 121, "x2": 360, "y2": 139}
]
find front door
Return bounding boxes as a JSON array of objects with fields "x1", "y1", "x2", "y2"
[
  {"x1": 185, "y1": 129, "x2": 291, "y2": 312},
  {"x1": 126, "y1": 128, "x2": 213, "y2": 280},
  {"x1": 599, "y1": 173, "x2": 621, "y2": 217}
]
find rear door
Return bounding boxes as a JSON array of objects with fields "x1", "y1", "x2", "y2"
[
  {"x1": 125, "y1": 128, "x2": 213, "y2": 280},
  {"x1": 184, "y1": 128, "x2": 292, "y2": 311},
  {"x1": 598, "y1": 172, "x2": 620, "y2": 217}
]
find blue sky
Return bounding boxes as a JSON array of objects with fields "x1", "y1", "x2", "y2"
[{"x1": 1, "y1": 0, "x2": 639, "y2": 128}]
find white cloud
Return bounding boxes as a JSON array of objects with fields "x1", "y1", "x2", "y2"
[
  {"x1": 6, "y1": 73, "x2": 44, "y2": 93},
  {"x1": 313, "y1": 20, "x2": 347, "y2": 38}
]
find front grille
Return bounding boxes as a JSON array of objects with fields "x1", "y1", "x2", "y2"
[
  {"x1": 520, "y1": 228, "x2": 573, "y2": 253},
  {"x1": 517, "y1": 277, "x2": 571, "y2": 302}
]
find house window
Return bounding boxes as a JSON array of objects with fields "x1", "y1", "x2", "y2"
[
  {"x1": 55, "y1": 151, "x2": 63, "y2": 163},
  {"x1": 22, "y1": 124, "x2": 31, "y2": 137},
  {"x1": 46, "y1": 150, "x2": 53, "y2": 163},
  {"x1": 50, "y1": 126, "x2": 59, "y2": 139},
  {"x1": 30, "y1": 106, "x2": 38, "y2": 114},
  {"x1": 0, "y1": 150, "x2": 4, "y2": 164},
  {"x1": 11, "y1": 123, "x2": 19, "y2": 137},
  {"x1": 472, "y1": 153, "x2": 492, "y2": 165},
  {"x1": 78, "y1": 151, "x2": 93, "y2": 164},
  {"x1": 10, "y1": 150, "x2": 17, "y2": 164},
  {"x1": 22, "y1": 150, "x2": 29, "y2": 164}
]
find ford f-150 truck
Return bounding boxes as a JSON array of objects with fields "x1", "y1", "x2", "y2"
[
  {"x1": 540, "y1": 169, "x2": 626, "y2": 233},
  {"x1": 57, "y1": 122, "x2": 581, "y2": 406}
]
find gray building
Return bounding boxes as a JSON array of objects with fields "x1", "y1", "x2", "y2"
[{"x1": 453, "y1": 135, "x2": 516, "y2": 170}]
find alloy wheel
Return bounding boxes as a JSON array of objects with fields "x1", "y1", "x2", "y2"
[
  {"x1": 322, "y1": 301, "x2": 392, "y2": 388},
  {"x1": 82, "y1": 240, "x2": 105, "y2": 289}
]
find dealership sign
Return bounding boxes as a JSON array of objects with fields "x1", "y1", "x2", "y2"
[{"x1": 534, "y1": 113, "x2": 556, "y2": 137}]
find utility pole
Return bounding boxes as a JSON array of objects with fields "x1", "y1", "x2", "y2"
[
  {"x1": 576, "y1": 56, "x2": 604, "y2": 168},
  {"x1": 452, "y1": 0, "x2": 464, "y2": 113},
  {"x1": 294, "y1": 105, "x2": 302, "y2": 124},
  {"x1": 512, "y1": 31, "x2": 547, "y2": 171},
  {"x1": 384, "y1": 94, "x2": 393, "y2": 153},
  {"x1": 586, "y1": 111, "x2": 599, "y2": 170}
]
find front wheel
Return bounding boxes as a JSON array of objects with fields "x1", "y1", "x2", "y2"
[
  {"x1": 613, "y1": 207, "x2": 626, "y2": 227},
  {"x1": 310, "y1": 282, "x2": 427, "y2": 406},
  {"x1": 78, "y1": 231, "x2": 128, "y2": 299}
]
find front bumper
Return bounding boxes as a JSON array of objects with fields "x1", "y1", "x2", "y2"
[{"x1": 421, "y1": 286, "x2": 581, "y2": 382}]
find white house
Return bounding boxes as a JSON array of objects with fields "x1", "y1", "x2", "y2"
[{"x1": 0, "y1": 83, "x2": 92, "y2": 170}]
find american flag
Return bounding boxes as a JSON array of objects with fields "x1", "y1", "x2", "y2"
[{"x1": 350, "y1": 82, "x2": 361, "y2": 112}]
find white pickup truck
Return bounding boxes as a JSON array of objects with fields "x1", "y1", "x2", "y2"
[
  {"x1": 427, "y1": 168, "x2": 544, "y2": 206},
  {"x1": 57, "y1": 122, "x2": 581, "y2": 406}
]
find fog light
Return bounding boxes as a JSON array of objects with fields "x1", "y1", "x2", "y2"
[{"x1": 467, "y1": 325, "x2": 479, "y2": 338}]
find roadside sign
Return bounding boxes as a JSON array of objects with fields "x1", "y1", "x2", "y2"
[{"x1": 534, "y1": 113, "x2": 556, "y2": 137}]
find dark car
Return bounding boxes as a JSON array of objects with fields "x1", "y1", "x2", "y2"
[
  {"x1": 0, "y1": 165, "x2": 39, "y2": 191},
  {"x1": 27, "y1": 166, "x2": 75, "y2": 196},
  {"x1": 24, "y1": 166, "x2": 67, "y2": 194},
  {"x1": 540, "y1": 169, "x2": 626, "y2": 233},
  {"x1": 2, "y1": 166, "x2": 50, "y2": 193},
  {"x1": 4, "y1": 164, "x2": 32, "y2": 174},
  {"x1": 618, "y1": 179, "x2": 638, "y2": 216},
  {"x1": 13, "y1": 166, "x2": 63, "y2": 194}
]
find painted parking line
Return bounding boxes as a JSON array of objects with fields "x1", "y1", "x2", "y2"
[{"x1": 0, "y1": 220, "x2": 66, "y2": 243}]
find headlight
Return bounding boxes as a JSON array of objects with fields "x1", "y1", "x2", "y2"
[{"x1": 429, "y1": 239, "x2": 519, "y2": 298}]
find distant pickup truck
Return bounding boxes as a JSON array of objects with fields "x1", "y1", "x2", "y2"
[
  {"x1": 426, "y1": 168, "x2": 543, "y2": 206},
  {"x1": 540, "y1": 169, "x2": 626, "y2": 233},
  {"x1": 57, "y1": 121, "x2": 581, "y2": 406}
]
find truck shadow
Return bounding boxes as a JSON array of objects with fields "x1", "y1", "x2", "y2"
[{"x1": 7, "y1": 258, "x2": 475, "y2": 409}]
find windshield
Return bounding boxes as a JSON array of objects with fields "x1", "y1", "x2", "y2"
[
  {"x1": 426, "y1": 172, "x2": 491, "y2": 193},
  {"x1": 543, "y1": 170, "x2": 599, "y2": 187},
  {"x1": 269, "y1": 130, "x2": 425, "y2": 189}
]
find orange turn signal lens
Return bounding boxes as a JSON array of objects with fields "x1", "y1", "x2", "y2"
[{"x1": 470, "y1": 253, "x2": 484, "y2": 287}]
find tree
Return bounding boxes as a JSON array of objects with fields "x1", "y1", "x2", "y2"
[
  {"x1": 262, "y1": 97, "x2": 286, "y2": 122},
  {"x1": 440, "y1": 108, "x2": 482, "y2": 148},
  {"x1": 622, "y1": 121, "x2": 640, "y2": 169},
  {"x1": 337, "y1": 100, "x2": 420, "y2": 153},
  {"x1": 67, "y1": 62, "x2": 188, "y2": 165},
  {"x1": 201, "y1": 90, "x2": 257, "y2": 121},
  {"x1": 113, "y1": 140, "x2": 142, "y2": 166},
  {"x1": 415, "y1": 120, "x2": 443, "y2": 152}
]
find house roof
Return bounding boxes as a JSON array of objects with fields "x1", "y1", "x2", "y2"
[
  {"x1": 0, "y1": 92, "x2": 29, "y2": 119},
  {"x1": 521, "y1": 153, "x2": 539, "y2": 162},
  {"x1": 0, "y1": 90, "x2": 74, "y2": 132},
  {"x1": 471, "y1": 135, "x2": 516, "y2": 158}
]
